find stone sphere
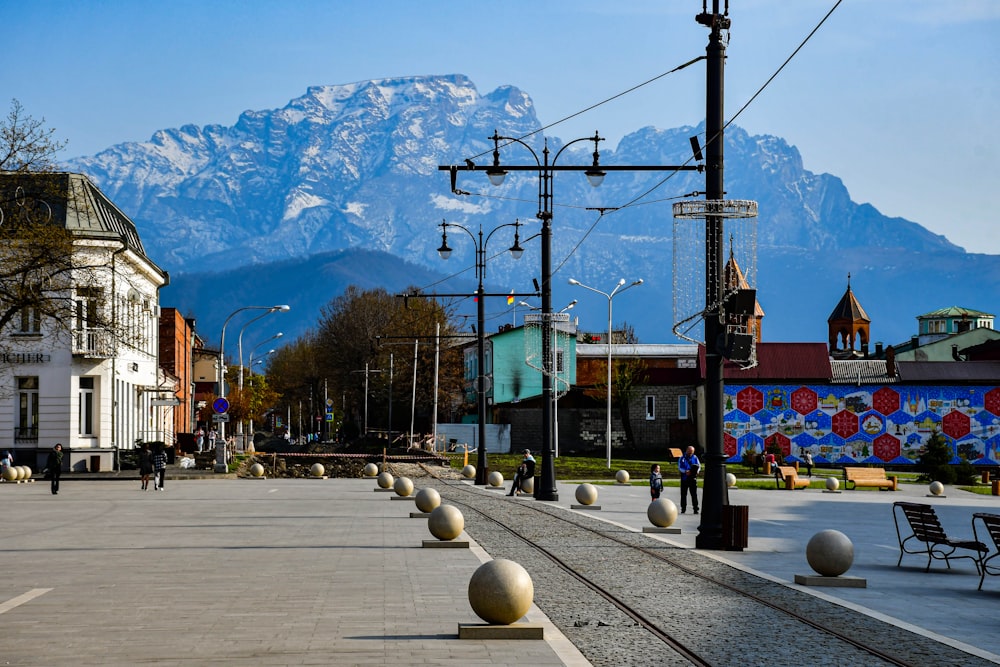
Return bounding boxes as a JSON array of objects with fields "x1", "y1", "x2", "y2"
[
  {"x1": 377, "y1": 471, "x2": 394, "y2": 489},
  {"x1": 647, "y1": 498, "x2": 679, "y2": 527},
  {"x1": 362, "y1": 462, "x2": 379, "y2": 477},
  {"x1": 575, "y1": 483, "x2": 598, "y2": 505},
  {"x1": 15, "y1": 466, "x2": 27, "y2": 480},
  {"x1": 414, "y1": 487, "x2": 441, "y2": 513},
  {"x1": 726, "y1": 472, "x2": 737, "y2": 488},
  {"x1": 310, "y1": 463, "x2": 325, "y2": 477},
  {"x1": 468, "y1": 559, "x2": 534, "y2": 625},
  {"x1": 2, "y1": 466, "x2": 17, "y2": 481},
  {"x1": 488, "y1": 471, "x2": 504, "y2": 487},
  {"x1": 825, "y1": 476, "x2": 840, "y2": 491},
  {"x1": 519, "y1": 476, "x2": 534, "y2": 494},
  {"x1": 428, "y1": 504, "x2": 464, "y2": 541},
  {"x1": 615, "y1": 470, "x2": 630, "y2": 484},
  {"x1": 249, "y1": 463, "x2": 265, "y2": 477},
  {"x1": 22, "y1": 466, "x2": 31, "y2": 480},
  {"x1": 393, "y1": 476, "x2": 414, "y2": 497},
  {"x1": 461, "y1": 464, "x2": 476, "y2": 479},
  {"x1": 806, "y1": 529, "x2": 854, "y2": 576},
  {"x1": 929, "y1": 480, "x2": 945, "y2": 496}
]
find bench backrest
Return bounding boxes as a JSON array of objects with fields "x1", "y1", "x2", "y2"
[
  {"x1": 776, "y1": 466, "x2": 797, "y2": 479},
  {"x1": 894, "y1": 501, "x2": 948, "y2": 543},
  {"x1": 974, "y1": 513, "x2": 1000, "y2": 549},
  {"x1": 846, "y1": 467, "x2": 886, "y2": 479}
]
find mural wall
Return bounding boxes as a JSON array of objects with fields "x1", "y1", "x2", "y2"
[{"x1": 723, "y1": 384, "x2": 1000, "y2": 465}]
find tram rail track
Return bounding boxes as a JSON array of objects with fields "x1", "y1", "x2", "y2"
[{"x1": 413, "y1": 465, "x2": 991, "y2": 666}]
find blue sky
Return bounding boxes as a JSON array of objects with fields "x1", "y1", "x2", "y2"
[{"x1": 3, "y1": 0, "x2": 998, "y2": 252}]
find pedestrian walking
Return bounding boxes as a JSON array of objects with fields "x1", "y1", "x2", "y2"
[
  {"x1": 649, "y1": 463, "x2": 663, "y2": 500},
  {"x1": 208, "y1": 428, "x2": 218, "y2": 453},
  {"x1": 195, "y1": 427, "x2": 205, "y2": 453},
  {"x1": 678, "y1": 445, "x2": 700, "y2": 514},
  {"x1": 45, "y1": 443, "x2": 63, "y2": 495},
  {"x1": 138, "y1": 443, "x2": 153, "y2": 490},
  {"x1": 152, "y1": 445, "x2": 167, "y2": 491},
  {"x1": 803, "y1": 451, "x2": 814, "y2": 477}
]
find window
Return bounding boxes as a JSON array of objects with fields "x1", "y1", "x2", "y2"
[
  {"x1": 76, "y1": 287, "x2": 102, "y2": 329},
  {"x1": 645, "y1": 395, "x2": 655, "y2": 421},
  {"x1": 678, "y1": 395, "x2": 689, "y2": 420},
  {"x1": 18, "y1": 306, "x2": 41, "y2": 334},
  {"x1": 16, "y1": 376, "x2": 39, "y2": 441},
  {"x1": 79, "y1": 377, "x2": 95, "y2": 436}
]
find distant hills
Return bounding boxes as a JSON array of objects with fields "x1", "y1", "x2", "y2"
[{"x1": 67, "y1": 74, "x2": 994, "y2": 348}]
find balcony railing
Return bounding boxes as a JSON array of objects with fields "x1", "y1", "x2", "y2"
[
  {"x1": 14, "y1": 426, "x2": 38, "y2": 443},
  {"x1": 73, "y1": 328, "x2": 115, "y2": 358}
]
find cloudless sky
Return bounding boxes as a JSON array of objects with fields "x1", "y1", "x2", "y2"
[{"x1": 3, "y1": 0, "x2": 998, "y2": 253}]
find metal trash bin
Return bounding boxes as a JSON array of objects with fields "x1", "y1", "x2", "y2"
[{"x1": 722, "y1": 504, "x2": 749, "y2": 551}]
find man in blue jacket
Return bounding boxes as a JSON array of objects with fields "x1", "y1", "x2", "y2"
[{"x1": 678, "y1": 445, "x2": 700, "y2": 514}]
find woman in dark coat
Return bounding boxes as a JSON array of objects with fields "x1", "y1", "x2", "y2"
[
  {"x1": 138, "y1": 443, "x2": 153, "y2": 491},
  {"x1": 46, "y1": 443, "x2": 63, "y2": 495}
]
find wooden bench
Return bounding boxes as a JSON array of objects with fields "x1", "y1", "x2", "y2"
[
  {"x1": 844, "y1": 466, "x2": 898, "y2": 490},
  {"x1": 773, "y1": 465, "x2": 810, "y2": 490},
  {"x1": 892, "y1": 501, "x2": 987, "y2": 573},
  {"x1": 972, "y1": 513, "x2": 1000, "y2": 590}
]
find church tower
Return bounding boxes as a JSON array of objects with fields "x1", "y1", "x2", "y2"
[{"x1": 828, "y1": 274, "x2": 871, "y2": 358}]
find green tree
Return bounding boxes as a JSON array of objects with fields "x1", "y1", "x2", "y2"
[{"x1": 916, "y1": 429, "x2": 956, "y2": 484}]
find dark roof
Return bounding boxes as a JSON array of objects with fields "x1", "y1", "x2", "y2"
[
  {"x1": 830, "y1": 360, "x2": 898, "y2": 384},
  {"x1": 827, "y1": 285, "x2": 870, "y2": 323},
  {"x1": 895, "y1": 361, "x2": 1000, "y2": 383},
  {"x1": 699, "y1": 343, "x2": 831, "y2": 381}
]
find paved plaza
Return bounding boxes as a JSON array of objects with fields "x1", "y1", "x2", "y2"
[{"x1": 1, "y1": 472, "x2": 997, "y2": 665}]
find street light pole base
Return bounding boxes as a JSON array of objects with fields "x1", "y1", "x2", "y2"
[{"x1": 214, "y1": 463, "x2": 229, "y2": 473}]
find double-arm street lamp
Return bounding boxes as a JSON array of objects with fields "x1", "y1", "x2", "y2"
[
  {"x1": 441, "y1": 131, "x2": 701, "y2": 500},
  {"x1": 216, "y1": 304, "x2": 290, "y2": 472},
  {"x1": 568, "y1": 278, "x2": 643, "y2": 468},
  {"x1": 438, "y1": 218, "x2": 524, "y2": 485}
]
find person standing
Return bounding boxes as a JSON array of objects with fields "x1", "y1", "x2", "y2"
[
  {"x1": 46, "y1": 443, "x2": 63, "y2": 495},
  {"x1": 138, "y1": 443, "x2": 153, "y2": 490},
  {"x1": 678, "y1": 445, "x2": 700, "y2": 514},
  {"x1": 195, "y1": 427, "x2": 205, "y2": 453},
  {"x1": 208, "y1": 428, "x2": 218, "y2": 454},
  {"x1": 649, "y1": 464, "x2": 663, "y2": 500},
  {"x1": 1, "y1": 450, "x2": 12, "y2": 476},
  {"x1": 803, "y1": 450, "x2": 814, "y2": 477},
  {"x1": 152, "y1": 445, "x2": 167, "y2": 491}
]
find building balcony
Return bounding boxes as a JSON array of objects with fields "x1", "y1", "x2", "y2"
[
  {"x1": 73, "y1": 328, "x2": 115, "y2": 358},
  {"x1": 14, "y1": 426, "x2": 38, "y2": 444}
]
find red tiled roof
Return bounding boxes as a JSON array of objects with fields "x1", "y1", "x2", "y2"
[{"x1": 699, "y1": 343, "x2": 831, "y2": 381}]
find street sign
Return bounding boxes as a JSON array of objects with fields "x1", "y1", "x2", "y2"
[
  {"x1": 213, "y1": 397, "x2": 230, "y2": 413},
  {"x1": 325, "y1": 414, "x2": 334, "y2": 422},
  {"x1": 150, "y1": 398, "x2": 180, "y2": 407},
  {"x1": 212, "y1": 413, "x2": 230, "y2": 423}
]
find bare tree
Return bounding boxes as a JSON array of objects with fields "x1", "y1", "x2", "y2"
[{"x1": 0, "y1": 99, "x2": 66, "y2": 172}]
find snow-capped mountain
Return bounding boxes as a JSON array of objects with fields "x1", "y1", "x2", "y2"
[{"x1": 68, "y1": 74, "x2": 993, "y2": 347}]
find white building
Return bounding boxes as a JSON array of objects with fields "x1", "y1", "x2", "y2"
[{"x1": 0, "y1": 173, "x2": 168, "y2": 472}]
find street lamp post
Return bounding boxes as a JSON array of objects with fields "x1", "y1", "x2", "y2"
[
  {"x1": 440, "y1": 131, "x2": 702, "y2": 499},
  {"x1": 216, "y1": 304, "x2": 290, "y2": 472},
  {"x1": 569, "y1": 277, "x2": 643, "y2": 468},
  {"x1": 438, "y1": 218, "x2": 524, "y2": 485}
]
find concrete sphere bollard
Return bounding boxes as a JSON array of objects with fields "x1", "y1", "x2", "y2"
[
  {"x1": 825, "y1": 476, "x2": 840, "y2": 491},
  {"x1": 249, "y1": 463, "x2": 265, "y2": 477},
  {"x1": 806, "y1": 529, "x2": 854, "y2": 577},
  {"x1": 393, "y1": 476, "x2": 414, "y2": 497},
  {"x1": 468, "y1": 559, "x2": 534, "y2": 625},
  {"x1": 310, "y1": 463, "x2": 325, "y2": 477},
  {"x1": 575, "y1": 483, "x2": 598, "y2": 505},
  {"x1": 414, "y1": 487, "x2": 441, "y2": 513},
  {"x1": 2, "y1": 466, "x2": 16, "y2": 482},
  {"x1": 15, "y1": 466, "x2": 27, "y2": 481},
  {"x1": 726, "y1": 472, "x2": 737, "y2": 488},
  {"x1": 461, "y1": 464, "x2": 476, "y2": 479},
  {"x1": 428, "y1": 504, "x2": 464, "y2": 541},
  {"x1": 363, "y1": 462, "x2": 379, "y2": 477},
  {"x1": 929, "y1": 481, "x2": 945, "y2": 496},
  {"x1": 647, "y1": 498, "x2": 679, "y2": 527},
  {"x1": 488, "y1": 471, "x2": 504, "y2": 487},
  {"x1": 519, "y1": 476, "x2": 534, "y2": 495},
  {"x1": 22, "y1": 466, "x2": 32, "y2": 480},
  {"x1": 377, "y1": 471, "x2": 394, "y2": 489},
  {"x1": 615, "y1": 470, "x2": 630, "y2": 484}
]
